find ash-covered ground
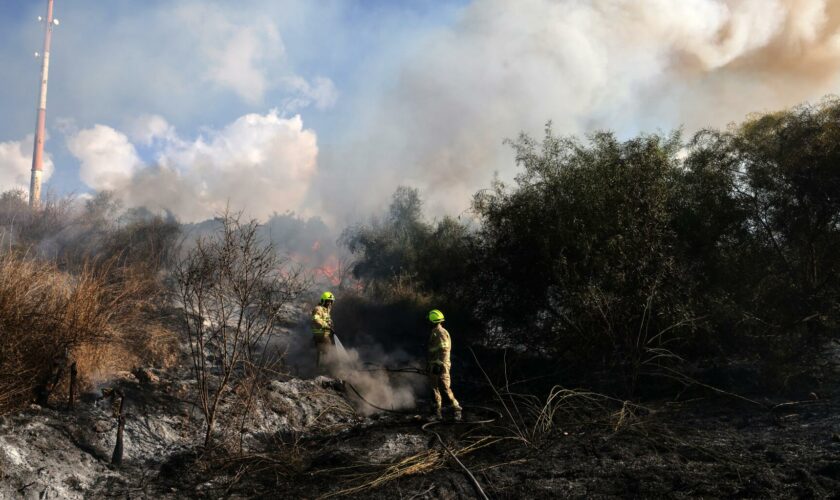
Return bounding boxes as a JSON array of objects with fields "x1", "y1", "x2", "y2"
[{"x1": 1, "y1": 351, "x2": 840, "y2": 499}]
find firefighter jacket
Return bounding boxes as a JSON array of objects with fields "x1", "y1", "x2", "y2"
[
  {"x1": 311, "y1": 304, "x2": 333, "y2": 340},
  {"x1": 428, "y1": 324, "x2": 452, "y2": 369}
]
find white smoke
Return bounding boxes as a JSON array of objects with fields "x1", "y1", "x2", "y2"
[
  {"x1": 18, "y1": 0, "x2": 840, "y2": 222},
  {"x1": 172, "y1": 2, "x2": 337, "y2": 107},
  {"x1": 0, "y1": 135, "x2": 55, "y2": 193},
  {"x1": 68, "y1": 125, "x2": 141, "y2": 192},
  {"x1": 324, "y1": 346, "x2": 419, "y2": 416},
  {"x1": 175, "y1": 4, "x2": 280, "y2": 104},
  {"x1": 315, "y1": 0, "x2": 840, "y2": 219},
  {"x1": 66, "y1": 111, "x2": 318, "y2": 222},
  {"x1": 167, "y1": 2, "x2": 337, "y2": 107},
  {"x1": 279, "y1": 76, "x2": 339, "y2": 112},
  {"x1": 128, "y1": 115, "x2": 177, "y2": 146}
]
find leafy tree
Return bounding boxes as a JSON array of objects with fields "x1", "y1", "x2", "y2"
[
  {"x1": 340, "y1": 187, "x2": 479, "y2": 350},
  {"x1": 685, "y1": 99, "x2": 840, "y2": 360},
  {"x1": 341, "y1": 99, "x2": 840, "y2": 393},
  {"x1": 342, "y1": 187, "x2": 432, "y2": 293},
  {"x1": 472, "y1": 126, "x2": 694, "y2": 390}
]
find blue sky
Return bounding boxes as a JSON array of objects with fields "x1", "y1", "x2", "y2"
[
  {"x1": 1, "y1": 0, "x2": 838, "y2": 223},
  {"x1": 0, "y1": 0, "x2": 467, "y2": 200}
]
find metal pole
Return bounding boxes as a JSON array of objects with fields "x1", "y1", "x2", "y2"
[{"x1": 29, "y1": 0, "x2": 56, "y2": 208}]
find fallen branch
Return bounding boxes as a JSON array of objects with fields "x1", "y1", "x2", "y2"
[{"x1": 423, "y1": 420, "x2": 490, "y2": 500}]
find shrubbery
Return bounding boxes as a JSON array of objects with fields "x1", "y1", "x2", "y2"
[
  {"x1": 174, "y1": 211, "x2": 308, "y2": 447},
  {"x1": 0, "y1": 253, "x2": 159, "y2": 414},
  {"x1": 0, "y1": 192, "x2": 181, "y2": 415},
  {"x1": 342, "y1": 99, "x2": 840, "y2": 394},
  {"x1": 339, "y1": 186, "x2": 479, "y2": 349}
]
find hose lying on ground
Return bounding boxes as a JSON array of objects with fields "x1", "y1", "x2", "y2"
[
  {"x1": 359, "y1": 362, "x2": 428, "y2": 376},
  {"x1": 342, "y1": 377, "x2": 501, "y2": 425}
]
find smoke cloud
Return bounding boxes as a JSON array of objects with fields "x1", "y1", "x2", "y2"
[
  {"x1": 327, "y1": 347, "x2": 419, "y2": 416},
  {"x1": 0, "y1": 135, "x2": 54, "y2": 192},
  {"x1": 172, "y1": 3, "x2": 338, "y2": 108},
  {"x1": 7, "y1": 0, "x2": 839, "y2": 225},
  {"x1": 315, "y1": 0, "x2": 840, "y2": 219},
  {"x1": 66, "y1": 111, "x2": 318, "y2": 222},
  {"x1": 68, "y1": 125, "x2": 141, "y2": 192},
  {"x1": 279, "y1": 328, "x2": 421, "y2": 416}
]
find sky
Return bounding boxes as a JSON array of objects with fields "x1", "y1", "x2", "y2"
[{"x1": 1, "y1": 0, "x2": 839, "y2": 225}]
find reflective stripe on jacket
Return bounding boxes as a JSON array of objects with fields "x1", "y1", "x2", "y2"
[
  {"x1": 311, "y1": 305, "x2": 332, "y2": 338},
  {"x1": 428, "y1": 324, "x2": 452, "y2": 368}
]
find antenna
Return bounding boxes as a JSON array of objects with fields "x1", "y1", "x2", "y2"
[{"x1": 29, "y1": 0, "x2": 59, "y2": 208}]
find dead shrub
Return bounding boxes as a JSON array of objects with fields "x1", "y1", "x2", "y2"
[
  {"x1": 71, "y1": 342, "x2": 136, "y2": 391},
  {"x1": 174, "y1": 211, "x2": 309, "y2": 448},
  {"x1": 0, "y1": 252, "x2": 156, "y2": 414},
  {"x1": 471, "y1": 349, "x2": 651, "y2": 447},
  {"x1": 69, "y1": 324, "x2": 178, "y2": 391},
  {"x1": 0, "y1": 190, "x2": 75, "y2": 250},
  {"x1": 126, "y1": 323, "x2": 180, "y2": 369}
]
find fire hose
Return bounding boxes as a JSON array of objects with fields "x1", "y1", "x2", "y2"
[
  {"x1": 359, "y1": 361, "x2": 428, "y2": 376},
  {"x1": 329, "y1": 333, "x2": 497, "y2": 497}
]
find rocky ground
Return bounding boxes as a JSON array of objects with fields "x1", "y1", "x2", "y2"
[{"x1": 1, "y1": 363, "x2": 839, "y2": 499}]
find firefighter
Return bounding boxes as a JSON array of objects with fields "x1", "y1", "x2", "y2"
[
  {"x1": 427, "y1": 309, "x2": 462, "y2": 420},
  {"x1": 312, "y1": 291, "x2": 335, "y2": 370}
]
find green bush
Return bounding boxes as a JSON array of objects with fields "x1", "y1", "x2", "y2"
[
  {"x1": 472, "y1": 127, "x2": 693, "y2": 391},
  {"x1": 340, "y1": 187, "x2": 480, "y2": 347},
  {"x1": 341, "y1": 100, "x2": 840, "y2": 394}
]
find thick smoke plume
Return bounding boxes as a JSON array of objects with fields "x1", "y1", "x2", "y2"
[
  {"x1": 316, "y1": 0, "x2": 840, "y2": 219},
  {"x1": 15, "y1": 0, "x2": 840, "y2": 230},
  {"x1": 279, "y1": 322, "x2": 422, "y2": 416},
  {"x1": 327, "y1": 347, "x2": 419, "y2": 416}
]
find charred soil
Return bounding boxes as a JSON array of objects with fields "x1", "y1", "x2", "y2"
[
  {"x1": 2, "y1": 364, "x2": 840, "y2": 499},
  {"x1": 193, "y1": 396, "x2": 840, "y2": 499}
]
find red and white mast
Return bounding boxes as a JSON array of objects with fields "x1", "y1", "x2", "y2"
[{"x1": 29, "y1": 0, "x2": 58, "y2": 208}]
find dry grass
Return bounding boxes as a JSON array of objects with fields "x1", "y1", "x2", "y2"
[
  {"x1": 0, "y1": 252, "x2": 168, "y2": 414},
  {"x1": 470, "y1": 349, "x2": 651, "y2": 446},
  {"x1": 71, "y1": 323, "x2": 178, "y2": 390},
  {"x1": 316, "y1": 436, "x2": 500, "y2": 498},
  {"x1": 493, "y1": 385, "x2": 650, "y2": 445}
]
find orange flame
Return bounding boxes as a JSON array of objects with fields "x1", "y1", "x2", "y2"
[
  {"x1": 287, "y1": 241, "x2": 342, "y2": 286},
  {"x1": 314, "y1": 254, "x2": 341, "y2": 286}
]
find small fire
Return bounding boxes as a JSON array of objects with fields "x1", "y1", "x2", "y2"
[
  {"x1": 314, "y1": 254, "x2": 341, "y2": 286},
  {"x1": 287, "y1": 240, "x2": 343, "y2": 286}
]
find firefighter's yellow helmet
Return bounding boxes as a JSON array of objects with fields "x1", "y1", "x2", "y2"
[{"x1": 428, "y1": 309, "x2": 445, "y2": 323}]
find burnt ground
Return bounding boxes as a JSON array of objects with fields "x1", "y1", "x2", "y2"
[
  {"x1": 160, "y1": 390, "x2": 840, "y2": 498},
  {"x1": 2, "y1": 367, "x2": 840, "y2": 499}
]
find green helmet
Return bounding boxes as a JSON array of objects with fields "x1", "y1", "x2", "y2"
[
  {"x1": 320, "y1": 291, "x2": 335, "y2": 302},
  {"x1": 428, "y1": 309, "x2": 445, "y2": 324}
]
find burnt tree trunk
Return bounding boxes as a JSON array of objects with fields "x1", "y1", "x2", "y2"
[
  {"x1": 67, "y1": 362, "x2": 77, "y2": 410},
  {"x1": 34, "y1": 363, "x2": 64, "y2": 407},
  {"x1": 111, "y1": 391, "x2": 126, "y2": 466}
]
